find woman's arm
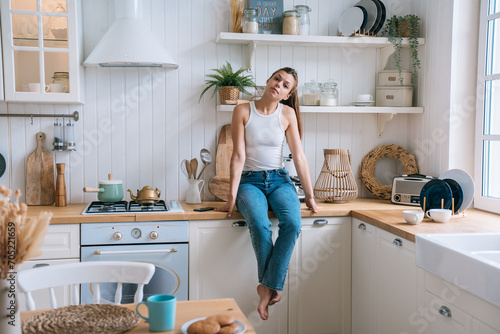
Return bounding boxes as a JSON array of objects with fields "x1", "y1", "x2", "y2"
[
  {"x1": 215, "y1": 104, "x2": 248, "y2": 217},
  {"x1": 283, "y1": 106, "x2": 319, "y2": 213}
]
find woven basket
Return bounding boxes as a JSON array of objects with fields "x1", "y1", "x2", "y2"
[
  {"x1": 219, "y1": 86, "x2": 240, "y2": 104},
  {"x1": 314, "y1": 149, "x2": 358, "y2": 203}
]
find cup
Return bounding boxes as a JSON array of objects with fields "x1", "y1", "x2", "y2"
[
  {"x1": 136, "y1": 294, "x2": 176, "y2": 332},
  {"x1": 49, "y1": 83, "x2": 67, "y2": 93},
  {"x1": 403, "y1": 210, "x2": 424, "y2": 225},
  {"x1": 355, "y1": 94, "x2": 373, "y2": 102},
  {"x1": 425, "y1": 209, "x2": 452, "y2": 223},
  {"x1": 29, "y1": 83, "x2": 49, "y2": 93}
]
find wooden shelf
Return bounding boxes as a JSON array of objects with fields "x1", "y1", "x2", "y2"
[{"x1": 217, "y1": 104, "x2": 423, "y2": 114}]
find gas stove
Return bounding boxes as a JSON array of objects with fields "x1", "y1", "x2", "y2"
[{"x1": 82, "y1": 200, "x2": 184, "y2": 214}]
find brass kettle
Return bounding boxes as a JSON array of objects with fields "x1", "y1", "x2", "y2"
[{"x1": 128, "y1": 186, "x2": 161, "y2": 204}]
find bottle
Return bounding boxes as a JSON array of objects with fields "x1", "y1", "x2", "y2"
[
  {"x1": 242, "y1": 8, "x2": 259, "y2": 34},
  {"x1": 294, "y1": 5, "x2": 311, "y2": 35},
  {"x1": 64, "y1": 119, "x2": 76, "y2": 151},
  {"x1": 282, "y1": 10, "x2": 299, "y2": 35},
  {"x1": 302, "y1": 80, "x2": 321, "y2": 105},
  {"x1": 53, "y1": 118, "x2": 64, "y2": 151},
  {"x1": 52, "y1": 72, "x2": 69, "y2": 92},
  {"x1": 320, "y1": 79, "x2": 338, "y2": 106}
]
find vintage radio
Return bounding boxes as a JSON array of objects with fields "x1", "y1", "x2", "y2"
[{"x1": 391, "y1": 174, "x2": 434, "y2": 206}]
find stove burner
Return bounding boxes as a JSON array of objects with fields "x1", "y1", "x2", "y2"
[
  {"x1": 86, "y1": 201, "x2": 128, "y2": 213},
  {"x1": 83, "y1": 200, "x2": 184, "y2": 214},
  {"x1": 128, "y1": 200, "x2": 168, "y2": 212}
]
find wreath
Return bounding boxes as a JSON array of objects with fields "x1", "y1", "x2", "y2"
[{"x1": 360, "y1": 144, "x2": 418, "y2": 199}]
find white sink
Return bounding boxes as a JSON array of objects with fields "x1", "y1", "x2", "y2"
[{"x1": 416, "y1": 233, "x2": 500, "y2": 308}]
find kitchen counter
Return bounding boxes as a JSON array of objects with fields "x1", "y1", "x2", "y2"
[{"x1": 26, "y1": 198, "x2": 500, "y2": 241}]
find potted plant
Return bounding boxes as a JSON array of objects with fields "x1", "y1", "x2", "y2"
[
  {"x1": 199, "y1": 61, "x2": 256, "y2": 104},
  {"x1": 381, "y1": 14, "x2": 421, "y2": 86}
]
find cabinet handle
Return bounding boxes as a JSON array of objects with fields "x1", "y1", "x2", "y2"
[
  {"x1": 439, "y1": 306, "x2": 452, "y2": 317},
  {"x1": 33, "y1": 263, "x2": 50, "y2": 269},
  {"x1": 313, "y1": 219, "x2": 328, "y2": 225},
  {"x1": 358, "y1": 223, "x2": 366, "y2": 230},
  {"x1": 393, "y1": 238, "x2": 403, "y2": 246},
  {"x1": 231, "y1": 221, "x2": 247, "y2": 227}
]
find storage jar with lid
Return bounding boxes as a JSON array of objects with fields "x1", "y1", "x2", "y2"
[
  {"x1": 282, "y1": 10, "x2": 299, "y2": 35},
  {"x1": 52, "y1": 72, "x2": 69, "y2": 93},
  {"x1": 320, "y1": 79, "x2": 338, "y2": 106},
  {"x1": 294, "y1": 5, "x2": 311, "y2": 35},
  {"x1": 302, "y1": 80, "x2": 321, "y2": 105},
  {"x1": 242, "y1": 8, "x2": 259, "y2": 33}
]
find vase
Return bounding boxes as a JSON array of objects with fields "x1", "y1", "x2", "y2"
[
  {"x1": 186, "y1": 179, "x2": 204, "y2": 204},
  {"x1": 1, "y1": 274, "x2": 22, "y2": 334},
  {"x1": 313, "y1": 149, "x2": 358, "y2": 203}
]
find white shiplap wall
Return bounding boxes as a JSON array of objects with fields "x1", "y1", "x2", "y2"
[{"x1": 1, "y1": 0, "x2": 468, "y2": 204}]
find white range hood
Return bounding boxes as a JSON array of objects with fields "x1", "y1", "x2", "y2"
[{"x1": 83, "y1": 0, "x2": 178, "y2": 69}]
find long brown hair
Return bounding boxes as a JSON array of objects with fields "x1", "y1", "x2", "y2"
[{"x1": 270, "y1": 67, "x2": 302, "y2": 138}]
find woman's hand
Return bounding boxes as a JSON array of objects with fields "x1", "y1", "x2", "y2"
[
  {"x1": 305, "y1": 197, "x2": 319, "y2": 213},
  {"x1": 215, "y1": 198, "x2": 236, "y2": 217}
]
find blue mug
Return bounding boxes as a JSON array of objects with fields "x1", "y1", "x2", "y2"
[{"x1": 136, "y1": 294, "x2": 176, "y2": 332}]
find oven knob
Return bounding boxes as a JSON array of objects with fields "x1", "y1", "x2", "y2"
[
  {"x1": 113, "y1": 232, "x2": 122, "y2": 240},
  {"x1": 149, "y1": 231, "x2": 159, "y2": 240}
]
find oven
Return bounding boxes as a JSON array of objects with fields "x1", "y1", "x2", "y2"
[{"x1": 80, "y1": 200, "x2": 188, "y2": 304}]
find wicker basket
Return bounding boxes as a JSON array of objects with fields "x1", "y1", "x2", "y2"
[
  {"x1": 314, "y1": 149, "x2": 358, "y2": 203},
  {"x1": 219, "y1": 86, "x2": 240, "y2": 104}
]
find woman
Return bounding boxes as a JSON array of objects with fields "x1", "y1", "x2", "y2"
[{"x1": 216, "y1": 67, "x2": 319, "y2": 320}]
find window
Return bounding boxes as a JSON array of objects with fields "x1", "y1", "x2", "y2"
[{"x1": 475, "y1": 0, "x2": 500, "y2": 212}]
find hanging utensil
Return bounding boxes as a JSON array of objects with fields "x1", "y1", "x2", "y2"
[
  {"x1": 197, "y1": 149, "x2": 212, "y2": 180},
  {"x1": 190, "y1": 158, "x2": 198, "y2": 180},
  {"x1": 185, "y1": 160, "x2": 193, "y2": 179},
  {"x1": 181, "y1": 159, "x2": 189, "y2": 178}
]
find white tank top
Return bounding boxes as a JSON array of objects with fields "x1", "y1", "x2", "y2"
[{"x1": 243, "y1": 101, "x2": 285, "y2": 171}]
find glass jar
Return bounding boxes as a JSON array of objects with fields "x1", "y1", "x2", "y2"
[
  {"x1": 294, "y1": 5, "x2": 311, "y2": 35},
  {"x1": 242, "y1": 8, "x2": 259, "y2": 34},
  {"x1": 302, "y1": 80, "x2": 321, "y2": 105},
  {"x1": 52, "y1": 72, "x2": 69, "y2": 93},
  {"x1": 282, "y1": 10, "x2": 299, "y2": 35},
  {"x1": 230, "y1": 0, "x2": 245, "y2": 33},
  {"x1": 320, "y1": 79, "x2": 338, "y2": 106}
]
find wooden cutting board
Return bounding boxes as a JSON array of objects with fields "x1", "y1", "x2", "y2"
[
  {"x1": 208, "y1": 124, "x2": 233, "y2": 201},
  {"x1": 26, "y1": 132, "x2": 55, "y2": 205}
]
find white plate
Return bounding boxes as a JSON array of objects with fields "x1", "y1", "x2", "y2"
[
  {"x1": 439, "y1": 169, "x2": 475, "y2": 212},
  {"x1": 181, "y1": 317, "x2": 247, "y2": 334},
  {"x1": 338, "y1": 7, "x2": 365, "y2": 36}
]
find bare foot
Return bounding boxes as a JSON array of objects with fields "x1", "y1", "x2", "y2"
[
  {"x1": 269, "y1": 290, "x2": 281, "y2": 305},
  {"x1": 256, "y1": 284, "x2": 273, "y2": 320}
]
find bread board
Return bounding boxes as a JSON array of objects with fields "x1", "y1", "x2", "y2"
[
  {"x1": 208, "y1": 124, "x2": 233, "y2": 201},
  {"x1": 26, "y1": 132, "x2": 55, "y2": 205}
]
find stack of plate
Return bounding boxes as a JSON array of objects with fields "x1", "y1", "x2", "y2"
[
  {"x1": 338, "y1": 0, "x2": 386, "y2": 36},
  {"x1": 419, "y1": 169, "x2": 474, "y2": 214}
]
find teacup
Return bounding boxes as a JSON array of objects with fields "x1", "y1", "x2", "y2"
[
  {"x1": 136, "y1": 294, "x2": 176, "y2": 332},
  {"x1": 426, "y1": 209, "x2": 452, "y2": 223},
  {"x1": 403, "y1": 210, "x2": 424, "y2": 225},
  {"x1": 49, "y1": 83, "x2": 67, "y2": 93},
  {"x1": 29, "y1": 83, "x2": 49, "y2": 92},
  {"x1": 356, "y1": 94, "x2": 373, "y2": 102}
]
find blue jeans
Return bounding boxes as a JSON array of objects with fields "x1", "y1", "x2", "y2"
[{"x1": 236, "y1": 168, "x2": 301, "y2": 291}]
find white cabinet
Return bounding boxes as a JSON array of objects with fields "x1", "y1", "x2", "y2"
[
  {"x1": 351, "y1": 218, "x2": 419, "y2": 334},
  {"x1": 288, "y1": 217, "x2": 351, "y2": 334},
  {"x1": 424, "y1": 291, "x2": 472, "y2": 334},
  {"x1": 0, "y1": 0, "x2": 84, "y2": 103},
  {"x1": 16, "y1": 224, "x2": 80, "y2": 311}
]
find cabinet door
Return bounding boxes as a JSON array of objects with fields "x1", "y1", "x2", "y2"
[
  {"x1": 473, "y1": 319, "x2": 500, "y2": 334},
  {"x1": 288, "y1": 217, "x2": 351, "y2": 334},
  {"x1": 16, "y1": 258, "x2": 79, "y2": 311},
  {"x1": 189, "y1": 219, "x2": 287, "y2": 334},
  {"x1": 351, "y1": 218, "x2": 376, "y2": 334},
  {"x1": 424, "y1": 291, "x2": 472, "y2": 334},
  {"x1": 374, "y1": 228, "x2": 417, "y2": 334},
  {"x1": 34, "y1": 224, "x2": 80, "y2": 260}
]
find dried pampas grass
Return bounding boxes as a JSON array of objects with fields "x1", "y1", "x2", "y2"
[{"x1": 0, "y1": 186, "x2": 52, "y2": 279}]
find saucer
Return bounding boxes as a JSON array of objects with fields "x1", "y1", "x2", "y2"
[{"x1": 352, "y1": 101, "x2": 374, "y2": 106}]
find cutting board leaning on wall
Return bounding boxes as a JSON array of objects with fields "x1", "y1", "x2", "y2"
[
  {"x1": 26, "y1": 132, "x2": 55, "y2": 205},
  {"x1": 208, "y1": 124, "x2": 233, "y2": 201}
]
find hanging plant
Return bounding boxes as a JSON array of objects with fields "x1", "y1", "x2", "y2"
[{"x1": 381, "y1": 15, "x2": 421, "y2": 86}]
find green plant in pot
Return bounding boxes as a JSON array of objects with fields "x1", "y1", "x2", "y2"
[
  {"x1": 199, "y1": 61, "x2": 256, "y2": 104},
  {"x1": 381, "y1": 14, "x2": 421, "y2": 86}
]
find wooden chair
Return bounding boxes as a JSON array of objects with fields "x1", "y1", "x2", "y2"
[{"x1": 18, "y1": 261, "x2": 155, "y2": 311}]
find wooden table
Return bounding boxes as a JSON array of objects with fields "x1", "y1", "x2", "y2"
[{"x1": 21, "y1": 298, "x2": 256, "y2": 333}]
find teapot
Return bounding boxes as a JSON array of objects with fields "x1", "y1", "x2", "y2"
[{"x1": 128, "y1": 186, "x2": 161, "y2": 205}]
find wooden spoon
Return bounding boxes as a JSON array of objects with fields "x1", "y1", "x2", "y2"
[
  {"x1": 190, "y1": 158, "x2": 198, "y2": 180},
  {"x1": 185, "y1": 160, "x2": 192, "y2": 179}
]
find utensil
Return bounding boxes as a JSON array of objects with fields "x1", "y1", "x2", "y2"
[
  {"x1": 181, "y1": 159, "x2": 189, "y2": 178},
  {"x1": 419, "y1": 179, "x2": 453, "y2": 212},
  {"x1": 26, "y1": 132, "x2": 55, "y2": 205},
  {"x1": 439, "y1": 169, "x2": 474, "y2": 212},
  {"x1": 209, "y1": 124, "x2": 233, "y2": 201},
  {"x1": 83, "y1": 173, "x2": 124, "y2": 202},
  {"x1": 128, "y1": 186, "x2": 161, "y2": 205},
  {"x1": 197, "y1": 149, "x2": 212, "y2": 180},
  {"x1": 185, "y1": 160, "x2": 192, "y2": 179},
  {"x1": 55, "y1": 163, "x2": 67, "y2": 207},
  {"x1": 190, "y1": 158, "x2": 198, "y2": 180}
]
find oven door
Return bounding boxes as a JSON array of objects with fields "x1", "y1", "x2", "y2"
[{"x1": 80, "y1": 243, "x2": 188, "y2": 304}]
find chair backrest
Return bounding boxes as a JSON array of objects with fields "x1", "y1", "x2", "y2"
[{"x1": 18, "y1": 261, "x2": 155, "y2": 311}]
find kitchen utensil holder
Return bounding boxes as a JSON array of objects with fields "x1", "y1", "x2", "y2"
[{"x1": 314, "y1": 149, "x2": 358, "y2": 203}]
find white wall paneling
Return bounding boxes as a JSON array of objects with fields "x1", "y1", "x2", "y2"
[{"x1": 1, "y1": 0, "x2": 468, "y2": 204}]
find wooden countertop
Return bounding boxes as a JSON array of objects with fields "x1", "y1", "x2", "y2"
[
  {"x1": 26, "y1": 198, "x2": 500, "y2": 241},
  {"x1": 21, "y1": 298, "x2": 255, "y2": 333}
]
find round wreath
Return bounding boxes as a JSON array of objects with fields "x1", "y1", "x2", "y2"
[{"x1": 360, "y1": 144, "x2": 418, "y2": 199}]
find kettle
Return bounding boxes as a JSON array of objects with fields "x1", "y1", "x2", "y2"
[{"x1": 128, "y1": 186, "x2": 161, "y2": 205}]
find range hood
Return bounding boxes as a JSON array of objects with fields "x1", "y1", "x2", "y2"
[{"x1": 83, "y1": 0, "x2": 178, "y2": 69}]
